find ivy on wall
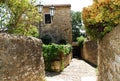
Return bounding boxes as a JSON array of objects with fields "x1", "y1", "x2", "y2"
[{"x1": 82, "y1": 0, "x2": 120, "y2": 40}]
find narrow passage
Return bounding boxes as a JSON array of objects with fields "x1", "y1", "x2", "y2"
[{"x1": 46, "y1": 58, "x2": 97, "y2": 81}]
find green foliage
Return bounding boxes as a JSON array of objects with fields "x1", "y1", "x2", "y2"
[
  {"x1": 58, "y1": 39, "x2": 67, "y2": 44},
  {"x1": 13, "y1": 25, "x2": 39, "y2": 38},
  {"x1": 71, "y1": 11, "x2": 85, "y2": 41},
  {"x1": 82, "y1": 0, "x2": 120, "y2": 40},
  {"x1": 1, "y1": 0, "x2": 40, "y2": 37},
  {"x1": 41, "y1": 35, "x2": 52, "y2": 44},
  {"x1": 42, "y1": 43, "x2": 72, "y2": 71},
  {"x1": 43, "y1": 43, "x2": 72, "y2": 61},
  {"x1": 77, "y1": 36, "x2": 85, "y2": 48}
]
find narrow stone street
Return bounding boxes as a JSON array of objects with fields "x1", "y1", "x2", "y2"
[{"x1": 46, "y1": 58, "x2": 97, "y2": 81}]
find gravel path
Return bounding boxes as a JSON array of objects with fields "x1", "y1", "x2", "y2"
[{"x1": 46, "y1": 58, "x2": 97, "y2": 81}]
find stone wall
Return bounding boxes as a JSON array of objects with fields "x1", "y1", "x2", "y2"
[
  {"x1": 98, "y1": 25, "x2": 120, "y2": 81},
  {"x1": 0, "y1": 33, "x2": 45, "y2": 81},
  {"x1": 41, "y1": 4, "x2": 72, "y2": 44},
  {"x1": 82, "y1": 40, "x2": 98, "y2": 66},
  {"x1": 51, "y1": 53, "x2": 72, "y2": 72}
]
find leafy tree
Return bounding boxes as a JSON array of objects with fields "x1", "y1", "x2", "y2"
[
  {"x1": 71, "y1": 11, "x2": 85, "y2": 41},
  {"x1": 1, "y1": 0, "x2": 41, "y2": 37},
  {"x1": 82, "y1": 0, "x2": 120, "y2": 40}
]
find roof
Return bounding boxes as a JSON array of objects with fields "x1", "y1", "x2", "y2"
[{"x1": 44, "y1": 4, "x2": 71, "y2": 7}]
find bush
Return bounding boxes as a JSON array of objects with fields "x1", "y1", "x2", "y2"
[
  {"x1": 58, "y1": 39, "x2": 67, "y2": 44},
  {"x1": 77, "y1": 36, "x2": 85, "y2": 48},
  {"x1": 42, "y1": 43, "x2": 72, "y2": 71},
  {"x1": 41, "y1": 35, "x2": 52, "y2": 44},
  {"x1": 82, "y1": 0, "x2": 120, "y2": 40}
]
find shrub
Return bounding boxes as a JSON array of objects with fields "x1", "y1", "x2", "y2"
[
  {"x1": 41, "y1": 35, "x2": 52, "y2": 44},
  {"x1": 42, "y1": 43, "x2": 72, "y2": 71},
  {"x1": 58, "y1": 39, "x2": 67, "y2": 44},
  {"x1": 77, "y1": 36, "x2": 85, "y2": 48},
  {"x1": 82, "y1": 0, "x2": 120, "y2": 40}
]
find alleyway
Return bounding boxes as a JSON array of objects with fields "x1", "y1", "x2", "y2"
[{"x1": 46, "y1": 58, "x2": 97, "y2": 81}]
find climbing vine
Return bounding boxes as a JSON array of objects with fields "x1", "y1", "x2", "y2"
[{"x1": 82, "y1": 0, "x2": 120, "y2": 40}]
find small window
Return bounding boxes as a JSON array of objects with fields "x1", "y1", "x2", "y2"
[{"x1": 45, "y1": 14, "x2": 51, "y2": 24}]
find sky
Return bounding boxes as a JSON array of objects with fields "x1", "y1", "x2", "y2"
[{"x1": 36, "y1": 0, "x2": 93, "y2": 11}]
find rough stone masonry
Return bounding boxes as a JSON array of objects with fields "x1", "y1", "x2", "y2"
[
  {"x1": 82, "y1": 40, "x2": 98, "y2": 66},
  {"x1": 98, "y1": 24, "x2": 120, "y2": 81},
  {"x1": 0, "y1": 33, "x2": 45, "y2": 81},
  {"x1": 41, "y1": 4, "x2": 72, "y2": 44}
]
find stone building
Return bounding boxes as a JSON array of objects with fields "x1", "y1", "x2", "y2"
[{"x1": 40, "y1": 4, "x2": 72, "y2": 44}]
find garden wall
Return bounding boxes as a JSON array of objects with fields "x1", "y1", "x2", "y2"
[
  {"x1": 0, "y1": 33, "x2": 45, "y2": 81},
  {"x1": 82, "y1": 40, "x2": 98, "y2": 66},
  {"x1": 51, "y1": 53, "x2": 72, "y2": 72},
  {"x1": 98, "y1": 25, "x2": 120, "y2": 81}
]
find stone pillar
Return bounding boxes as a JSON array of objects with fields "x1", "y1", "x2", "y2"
[
  {"x1": 98, "y1": 25, "x2": 120, "y2": 81},
  {"x1": 0, "y1": 33, "x2": 45, "y2": 81}
]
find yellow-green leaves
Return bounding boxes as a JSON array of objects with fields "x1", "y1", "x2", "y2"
[
  {"x1": 82, "y1": 0, "x2": 120, "y2": 40},
  {"x1": 2, "y1": 0, "x2": 41, "y2": 37}
]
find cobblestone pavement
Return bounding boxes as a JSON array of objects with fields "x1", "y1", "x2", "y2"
[{"x1": 46, "y1": 58, "x2": 97, "y2": 81}]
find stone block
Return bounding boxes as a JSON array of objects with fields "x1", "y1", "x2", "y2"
[
  {"x1": 98, "y1": 24, "x2": 120, "y2": 81},
  {"x1": 82, "y1": 40, "x2": 98, "y2": 66},
  {"x1": 48, "y1": 53, "x2": 72, "y2": 72},
  {"x1": 0, "y1": 33, "x2": 45, "y2": 81}
]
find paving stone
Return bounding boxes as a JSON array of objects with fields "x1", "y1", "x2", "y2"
[
  {"x1": 46, "y1": 58, "x2": 97, "y2": 81},
  {"x1": 81, "y1": 76, "x2": 97, "y2": 81}
]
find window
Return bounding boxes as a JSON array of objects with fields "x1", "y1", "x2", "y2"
[{"x1": 45, "y1": 14, "x2": 51, "y2": 24}]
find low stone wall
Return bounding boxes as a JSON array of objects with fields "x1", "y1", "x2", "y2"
[
  {"x1": 82, "y1": 40, "x2": 98, "y2": 66},
  {"x1": 50, "y1": 53, "x2": 72, "y2": 72},
  {"x1": 0, "y1": 33, "x2": 45, "y2": 81},
  {"x1": 98, "y1": 25, "x2": 120, "y2": 81}
]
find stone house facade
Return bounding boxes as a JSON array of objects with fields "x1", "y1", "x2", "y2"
[{"x1": 40, "y1": 4, "x2": 72, "y2": 44}]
